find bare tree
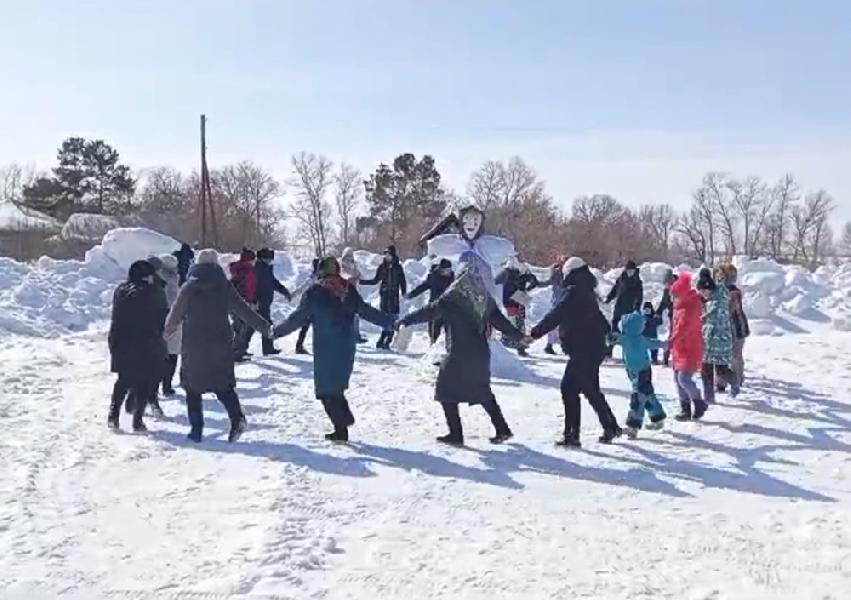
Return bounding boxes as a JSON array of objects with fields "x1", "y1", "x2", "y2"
[
  {"x1": 841, "y1": 222, "x2": 851, "y2": 257},
  {"x1": 290, "y1": 152, "x2": 334, "y2": 257},
  {"x1": 764, "y1": 174, "x2": 800, "y2": 260},
  {"x1": 333, "y1": 163, "x2": 362, "y2": 247},
  {"x1": 0, "y1": 163, "x2": 37, "y2": 204},
  {"x1": 728, "y1": 175, "x2": 771, "y2": 257},
  {"x1": 791, "y1": 190, "x2": 835, "y2": 267},
  {"x1": 676, "y1": 206, "x2": 709, "y2": 264},
  {"x1": 639, "y1": 203, "x2": 676, "y2": 260},
  {"x1": 211, "y1": 161, "x2": 282, "y2": 249}
]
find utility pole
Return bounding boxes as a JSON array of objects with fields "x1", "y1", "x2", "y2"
[{"x1": 199, "y1": 114, "x2": 219, "y2": 247}]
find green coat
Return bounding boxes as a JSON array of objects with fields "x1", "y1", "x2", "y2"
[{"x1": 702, "y1": 286, "x2": 734, "y2": 365}]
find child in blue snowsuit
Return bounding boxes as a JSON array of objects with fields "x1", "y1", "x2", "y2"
[
  {"x1": 611, "y1": 311, "x2": 667, "y2": 438},
  {"x1": 642, "y1": 301, "x2": 663, "y2": 364}
]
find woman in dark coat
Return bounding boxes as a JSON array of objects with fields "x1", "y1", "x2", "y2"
[
  {"x1": 361, "y1": 245, "x2": 407, "y2": 349},
  {"x1": 531, "y1": 257, "x2": 622, "y2": 446},
  {"x1": 398, "y1": 252, "x2": 529, "y2": 446},
  {"x1": 107, "y1": 260, "x2": 169, "y2": 432},
  {"x1": 172, "y1": 242, "x2": 195, "y2": 286},
  {"x1": 164, "y1": 249, "x2": 271, "y2": 443},
  {"x1": 273, "y1": 257, "x2": 395, "y2": 442}
]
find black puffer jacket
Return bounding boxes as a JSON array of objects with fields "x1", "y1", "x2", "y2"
[
  {"x1": 408, "y1": 269, "x2": 455, "y2": 303},
  {"x1": 495, "y1": 268, "x2": 539, "y2": 310},
  {"x1": 605, "y1": 270, "x2": 644, "y2": 314},
  {"x1": 109, "y1": 279, "x2": 169, "y2": 383},
  {"x1": 531, "y1": 265, "x2": 609, "y2": 363}
]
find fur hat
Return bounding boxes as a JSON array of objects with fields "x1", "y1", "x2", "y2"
[
  {"x1": 196, "y1": 248, "x2": 219, "y2": 265},
  {"x1": 257, "y1": 247, "x2": 275, "y2": 261},
  {"x1": 158, "y1": 254, "x2": 178, "y2": 270},
  {"x1": 562, "y1": 256, "x2": 587, "y2": 277},
  {"x1": 625, "y1": 259, "x2": 637, "y2": 270},
  {"x1": 239, "y1": 247, "x2": 256, "y2": 261},
  {"x1": 696, "y1": 267, "x2": 716, "y2": 291},
  {"x1": 128, "y1": 260, "x2": 155, "y2": 282}
]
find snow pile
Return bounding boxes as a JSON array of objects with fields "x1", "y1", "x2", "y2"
[
  {"x1": 4, "y1": 225, "x2": 851, "y2": 339},
  {"x1": 0, "y1": 202, "x2": 61, "y2": 232},
  {"x1": 60, "y1": 213, "x2": 125, "y2": 241}
]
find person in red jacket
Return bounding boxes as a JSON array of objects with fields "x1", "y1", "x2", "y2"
[
  {"x1": 229, "y1": 248, "x2": 258, "y2": 361},
  {"x1": 668, "y1": 272, "x2": 708, "y2": 421}
]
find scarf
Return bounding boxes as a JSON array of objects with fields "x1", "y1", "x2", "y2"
[
  {"x1": 442, "y1": 260, "x2": 488, "y2": 327},
  {"x1": 320, "y1": 274, "x2": 350, "y2": 298}
]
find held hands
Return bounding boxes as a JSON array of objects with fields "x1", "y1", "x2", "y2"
[{"x1": 520, "y1": 335, "x2": 535, "y2": 346}]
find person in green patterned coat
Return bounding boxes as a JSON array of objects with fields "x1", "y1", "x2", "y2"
[{"x1": 696, "y1": 268, "x2": 739, "y2": 403}]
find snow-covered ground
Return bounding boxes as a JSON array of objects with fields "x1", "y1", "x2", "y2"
[
  {"x1": 3, "y1": 321, "x2": 851, "y2": 599},
  {"x1": 3, "y1": 229, "x2": 851, "y2": 599}
]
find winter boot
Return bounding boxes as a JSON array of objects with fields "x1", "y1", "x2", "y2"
[
  {"x1": 544, "y1": 344, "x2": 556, "y2": 355},
  {"x1": 489, "y1": 430, "x2": 514, "y2": 444},
  {"x1": 626, "y1": 426, "x2": 639, "y2": 440},
  {"x1": 556, "y1": 431, "x2": 582, "y2": 448},
  {"x1": 228, "y1": 418, "x2": 247, "y2": 443},
  {"x1": 437, "y1": 433, "x2": 464, "y2": 446},
  {"x1": 646, "y1": 418, "x2": 665, "y2": 431},
  {"x1": 187, "y1": 426, "x2": 202, "y2": 443},
  {"x1": 357, "y1": 335, "x2": 368, "y2": 344},
  {"x1": 162, "y1": 385, "x2": 176, "y2": 397},
  {"x1": 692, "y1": 401, "x2": 708, "y2": 421},
  {"x1": 295, "y1": 345, "x2": 309, "y2": 355},
  {"x1": 517, "y1": 347, "x2": 528, "y2": 357},
  {"x1": 132, "y1": 416, "x2": 147, "y2": 433},
  {"x1": 674, "y1": 402, "x2": 692, "y2": 421},
  {"x1": 598, "y1": 426, "x2": 623, "y2": 445},
  {"x1": 730, "y1": 383, "x2": 741, "y2": 398},
  {"x1": 148, "y1": 399, "x2": 165, "y2": 419},
  {"x1": 325, "y1": 428, "x2": 349, "y2": 443},
  {"x1": 263, "y1": 348, "x2": 282, "y2": 356}
]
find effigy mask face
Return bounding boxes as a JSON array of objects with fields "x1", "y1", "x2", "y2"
[{"x1": 461, "y1": 210, "x2": 483, "y2": 241}]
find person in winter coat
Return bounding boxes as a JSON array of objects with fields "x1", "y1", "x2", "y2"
[
  {"x1": 537, "y1": 256, "x2": 569, "y2": 355},
  {"x1": 397, "y1": 252, "x2": 530, "y2": 446},
  {"x1": 696, "y1": 268, "x2": 739, "y2": 402},
  {"x1": 407, "y1": 258, "x2": 455, "y2": 344},
  {"x1": 230, "y1": 247, "x2": 258, "y2": 361},
  {"x1": 495, "y1": 256, "x2": 538, "y2": 356},
  {"x1": 641, "y1": 301, "x2": 663, "y2": 364},
  {"x1": 164, "y1": 249, "x2": 271, "y2": 443},
  {"x1": 150, "y1": 254, "x2": 182, "y2": 397},
  {"x1": 668, "y1": 272, "x2": 708, "y2": 421},
  {"x1": 716, "y1": 263, "x2": 749, "y2": 388},
  {"x1": 340, "y1": 247, "x2": 367, "y2": 343},
  {"x1": 361, "y1": 245, "x2": 407, "y2": 349},
  {"x1": 609, "y1": 311, "x2": 666, "y2": 438},
  {"x1": 107, "y1": 260, "x2": 169, "y2": 432},
  {"x1": 250, "y1": 248, "x2": 292, "y2": 356},
  {"x1": 172, "y1": 242, "x2": 195, "y2": 286},
  {"x1": 273, "y1": 256, "x2": 395, "y2": 442},
  {"x1": 530, "y1": 257, "x2": 622, "y2": 446},
  {"x1": 293, "y1": 258, "x2": 320, "y2": 353},
  {"x1": 605, "y1": 259, "x2": 644, "y2": 333},
  {"x1": 656, "y1": 270, "x2": 677, "y2": 365}
]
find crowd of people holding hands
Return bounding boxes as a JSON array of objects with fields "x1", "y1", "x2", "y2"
[{"x1": 107, "y1": 240, "x2": 750, "y2": 448}]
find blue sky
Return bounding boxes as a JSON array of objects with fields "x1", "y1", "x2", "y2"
[{"x1": 1, "y1": 0, "x2": 849, "y2": 218}]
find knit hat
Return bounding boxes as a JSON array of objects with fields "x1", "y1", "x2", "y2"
[
  {"x1": 562, "y1": 256, "x2": 587, "y2": 277},
  {"x1": 625, "y1": 260, "x2": 637, "y2": 270},
  {"x1": 158, "y1": 254, "x2": 178, "y2": 270},
  {"x1": 257, "y1": 248, "x2": 274, "y2": 261},
  {"x1": 146, "y1": 255, "x2": 164, "y2": 271},
  {"x1": 317, "y1": 256, "x2": 341, "y2": 278},
  {"x1": 240, "y1": 247, "x2": 256, "y2": 261},
  {"x1": 128, "y1": 260, "x2": 155, "y2": 283},
  {"x1": 696, "y1": 268, "x2": 716, "y2": 291},
  {"x1": 196, "y1": 248, "x2": 219, "y2": 265},
  {"x1": 385, "y1": 245, "x2": 397, "y2": 258},
  {"x1": 643, "y1": 301, "x2": 654, "y2": 312},
  {"x1": 438, "y1": 258, "x2": 452, "y2": 270}
]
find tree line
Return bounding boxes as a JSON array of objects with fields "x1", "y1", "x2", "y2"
[{"x1": 0, "y1": 136, "x2": 845, "y2": 267}]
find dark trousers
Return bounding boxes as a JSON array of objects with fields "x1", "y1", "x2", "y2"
[
  {"x1": 109, "y1": 375, "x2": 158, "y2": 426},
  {"x1": 186, "y1": 386, "x2": 244, "y2": 433},
  {"x1": 256, "y1": 302, "x2": 276, "y2": 354},
  {"x1": 163, "y1": 354, "x2": 178, "y2": 391},
  {"x1": 701, "y1": 363, "x2": 737, "y2": 403},
  {"x1": 428, "y1": 318, "x2": 445, "y2": 344},
  {"x1": 560, "y1": 358, "x2": 618, "y2": 435},
  {"x1": 232, "y1": 316, "x2": 251, "y2": 356},
  {"x1": 441, "y1": 400, "x2": 511, "y2": 438},
  {"x1": 296, "y1": 323, "x2": 310, "y2": 349},
  {"x1": 649, "y1": 348, "x2": 659, "y2": 363},
  {"x1": 319, "y1": 394, "x2": 355, "y2": 432}
]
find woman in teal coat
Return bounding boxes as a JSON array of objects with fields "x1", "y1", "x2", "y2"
[{"x1": 273, "y1": 257, "x2": 395, "y2": 441}]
